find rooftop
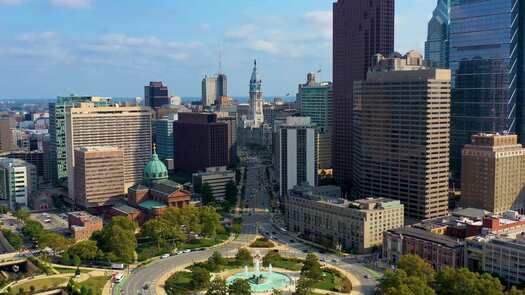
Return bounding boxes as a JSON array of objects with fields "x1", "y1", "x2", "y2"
[
  {"x1": 111, "y1": 203, "x2": 139, "y2": 215},
  {"x1": 139, "y1": 200, "x2": 167, "y2": 210},
  {"x1": 389, "y1": 227, "x2": 463, "y2": 248}
]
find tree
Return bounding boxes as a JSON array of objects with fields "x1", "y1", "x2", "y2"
[
  {"x1": 225, "y1": 180, "x2": 238, "y2": 205},
  {"x1": 228, "y1": 279, "x2": 251, "y2": 295},
  {"x1": 207, "y1": 251, "x2": 226, "y2": 272},
  {"x1": 271, "y1": 290, "x2": 283, "y2": 295},
  {"x1": 294, "y1": 277, "x2": 314, "y2": 295},
  {"x1": 51, "y1": 195, "x2": 66, "y2": 210},
  {"x1": 201, "y1": 183, "x2": 214, "y2": 205},
  {"x1": 21, "y1": 220, "x2": 44, "y2": 239},
  {"x1": 301, "y1": 253, "x2": 322, "y2": 281},
  {"x1": 91, "y1": 217, "x2": 137, "y2": 263},
  {"x1": 73, "y1": 255, "x2": 81, "y2": 267},
  {"x1": 65, "y1": 240, "x2": 102, "y2": 262},
  {"x1": 38, "y1": 232, "x2": 71, "y2": 252},
  {"x1": 380, "y1": 269, "x2": 435, "y2": 295},
  {"x1": 191, "y1": 267, "x2": 211, "y2": 289},
  {"x1": 0, "y1": 205, "x2": 9, "y2": 214},
  {"x1": 1, "y1": 229, "x2": 22, "y2": 249},
  {"x1": 235, "y1": 248, "x2": 252, "y2": 266},
  {"x1": 435, "y1": 267, "x2": 504, "y2": 295},
  {"x1": 140, "y1": 218, "x2": 184, "y2": 250},
  {"x1": 397, "y1": 254, "x2": 436, "y2": 283},
  {"x1": 507, "y1": 287, "x2": 525, "y2": 295},
  {"x1": 263, "y1": 251, "x2": 282, "y2": 267},
  {"x1": 205, "y1": 278, "x2": 229, "y2": 295},
  {"x1": 14, "y1": 208, "x2": 30, "y2": 221},
  {"x1": 29, "y1": 285, "x2": 36, "y2": 293},
  {"x1": 200, "y1": 206, "x2": 221, "y2": 237}
]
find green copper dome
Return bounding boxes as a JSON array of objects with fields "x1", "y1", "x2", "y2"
[{"x1": 144, "y1": 146, "x2": 168, "y2": 182}]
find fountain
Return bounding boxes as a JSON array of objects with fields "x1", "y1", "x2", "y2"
[{"x1": 227, "y1": 253, "x2": 292, "y2": 293}]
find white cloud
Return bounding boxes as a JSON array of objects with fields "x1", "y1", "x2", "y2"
[
  {"x1": 102, "y1": 34, "x2": 162, "y2": 47},
  {"x1": 16, "y1": 32, "x2": 57, "y2": 43},
  {"x1": 50, "y1": 0, "x2": 91, "y2": 9},
  {"x1": 225, "y1": 24, "x2": 258, "y2": 41},
  {"x1": 0, "y1": 0, "x2": 24, "y2": 5},
  {"x1": 249, "y1": 40, "x2": 279, "y2": 55},
  {"x1": 302, "y1": 10, "x2": 332, "y2": 41}
]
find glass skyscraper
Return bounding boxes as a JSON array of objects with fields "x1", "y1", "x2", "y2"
[
  {"x1": 425, "y1": 0, "x2": 450, "y2": 68},
  {"x1": 449, "y1": 0, "x2": 522, "y2": 184}
]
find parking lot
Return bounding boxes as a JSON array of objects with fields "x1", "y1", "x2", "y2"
[{"x1": 30, "y1": 212, "x2": 69, "y2": 235}]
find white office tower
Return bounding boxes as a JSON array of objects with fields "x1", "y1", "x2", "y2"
[
  {"x1": 276, "y1": 117, "x2": 317, "y2": 196},
  {"x1": 0, "y1": 158, "x2": 38, "y2": 209}
]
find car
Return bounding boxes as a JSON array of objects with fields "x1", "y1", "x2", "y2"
[
  {"x1": 302, "y1": 249, "x2": 309, "y2": 253},
  {"x1": 175, "y1": 251, "x2": 184, "y2": 255},
  {"x1": 289, "y1": 240, "x2": 296, "y2": 243},
  {"x1": 160, "y1": 254, "x2": 170, "y2": 259},
  {"x1": 364, "y1": 275, "x2": 370, "y2": 279},
  {"x1": 183, "y1": 249, "x2": 191, "y2": 253}
]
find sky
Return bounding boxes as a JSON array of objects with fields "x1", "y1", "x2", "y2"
[{"x1": 0, "y1": 0, "x2": 435, "y2": 99}]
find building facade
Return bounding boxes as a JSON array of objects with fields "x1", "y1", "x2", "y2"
[
  {"x1": 383, "y1": 227, "x2": 465, "y2": 270},
  {"x1": 449, "y1": 0, "x2": 524, "y2": 185},
  {"x1": 461, "y1": 134, "x2": 525, "y2": 214},
  {"x1": 49, "y1": 96, "x2": 112, "y2": 185},
  {"x1": 73, "y1": 147, "x2": 125, "y2": 208},
  {"x1": 352, "y1": 52, "x2": 451, "y2": 220},
  {"x1": 65, "y1": 103, "x2": 152, "y2": 203},
  {"x1": 68, "y1": 211, "x2": 103, "y2": 241},
  {"x1": 0, "y1": 116, "x2": 16, "y2": 153},
  {"x1": 173, "y1": 113, "x2": 228, "y2": 173},
  {"x1": 0, "y1": 158, "x2": 38, "y2": 210},
  {"x1": 217, "y1": 114, "x2": 237, "y2": 166},
  {"x1": 202, "y1": 75, "x2": 218, "y2": 107},
  {"x1": 332, "y1": 0, "x2": 395, "y2": 184},
  {"x1": 297, "y1": 73, "x2": 333, "y2": 170},
  {"x1": 285, "y1": 184, "x2": 404, "y2": 253},
  {"x1": 425, "y1": 0, "x2": 450, "y2": 68},
  {"x1": 145, "y1": 81, "x2": 171, "y2": 110},
  {"x1": 153, "y1": 117, "x2": 175, "y2": 160},
  {"x1": 192, "y1": 166, "x2": 235, "y2": 200},
  {"x1": 276, "y1": 117, "x2": 317, "y2": 196}
]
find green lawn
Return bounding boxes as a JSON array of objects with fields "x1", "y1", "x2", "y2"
[
  {"x1": 80, "y1": 276, "x2": 110, "y2": 295},
  {"x1": 312, "y1": 269, "x2": 352, "y2": 293},
  {"x1": 165, "y1": 272, "x2": 201, "y2": 294},
  {"x1": 177, "y1": 233, "x2": 229, "y2": 250},
  {"x1": 54, "y1": 266, "x2": 91, "y2": 274},
  {"x1": 11, "y1": 277, "x2": 69, "y2": 292}
]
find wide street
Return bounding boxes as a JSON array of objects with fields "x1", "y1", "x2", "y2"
[{"x1": 119, "y1": 153, "x2": 379, "y2": 295}]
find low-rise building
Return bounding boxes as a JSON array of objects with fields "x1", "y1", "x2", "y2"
[
  {"x1": 68, "y1": 211, "x2": 103, "y2": 241},
  {"x1": 383, "y1": 227, "x2": 465, "y2": 270},
  {"x1": 0, "y1": 158, "x2": 38, "y2": 210},
  {"x1": 285, "y1": 184, "x2": 404, "y2": 253},
  {"x1": 192, "y1": 166, "x2": 235, "y2": 200}
]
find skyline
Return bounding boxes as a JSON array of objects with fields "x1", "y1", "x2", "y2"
[{"x1": 0, "y1": 0, "x2": 434, "y2": 99}]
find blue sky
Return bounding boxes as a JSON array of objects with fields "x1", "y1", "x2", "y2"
[{"x1": 0, "y1": 0, "x2": 435, "y2": 99}]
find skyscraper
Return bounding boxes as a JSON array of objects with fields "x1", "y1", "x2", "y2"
[
  {"x1": 275, "y1": 117, "x2": 317, "y2": 196},
  {"x1": 449, "y1": 0, "x2": 523, "y2": 185},
  {"x1": 202, "y1": 75, "x2": 218, "y2": 107},
  {"x1": 249, "y1": 60, "x2": 264, "y2": 127},
  {"x1": 297, "y1": 73, "x2": 333, "y2": 169},
  {"x1": 144, "y1": 82, "x2": 171, "y2": 110},
  {"x1": 74, "y1": 147, "x2": 125, "y2": 208},
  {"x1": 49, "y1": 96, "x2": 112, "y2": 185},
  {"x1": 352, "y1": 52, "x2": 450, "y2": 220},
  {"x1": 201, "y1": 74, "x2": 228, "y2": 107},
  {"x1": 173, "y1": 113, "x2": 228, "y2": 173},
  {"x1": 153, "y1": 116, "x2": 175, "y2": 160},
  {"x1": 65, "y1": 103, "x2": 152, "y2": 203},
  {"x1": 332, "y1": 0, "x2": 395, "y2": 186},
  {"x1": 425, "y1": 0, "x2": 450, "y2": 68},
  {"x1": 0, "y1": 116, "x2": 16, "y2": 153},
  {"x1": 461, "y1": 134, "x2": 525, "y2": 214}
]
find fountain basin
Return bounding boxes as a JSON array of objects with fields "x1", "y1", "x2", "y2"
[{"x1": 226, "y1": 271, "x2": 292, "y2": 293}]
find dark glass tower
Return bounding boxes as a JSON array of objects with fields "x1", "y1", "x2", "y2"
[
  {"x1": 332, "y1": 0, "x2": 395, "y2": 187},
  {"x1": 449, "y1": 0, "x2": 523, "y2": 185},
  {"x1": 144, "y1": 81, "x2": 170, "y2": 109},
  {"x1": 425, "y1": 0, "x2": 450, "y2": 68}
]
